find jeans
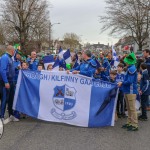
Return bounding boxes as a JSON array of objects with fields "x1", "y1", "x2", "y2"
[
  {"x1": 147, "y1": 95, "x2": 150, "y2": 107},
  {"x1": 117, "y1": 91, "x2": 125, "y2": 114},
  {"x1": 0, "y1": 81, "x2": 15, "y2": 118},
  {"x1": 141, "y1": 95, "x2": 149, "y2": 117}
]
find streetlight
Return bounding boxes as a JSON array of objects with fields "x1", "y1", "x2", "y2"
[
  {"x1": 79, "y1": 35, "x2": 83, "y2": 50},
  {"x1": 49, "y1": 22, "x2": 60, "y2": 53}
]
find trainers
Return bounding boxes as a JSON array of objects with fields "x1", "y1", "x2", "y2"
[
  {"x1": 117, "y1": 113, "x2": 122, "y2": 118},
  {"x1": 9, "y1": 115, "x2": 15, "y2": 121},
  {"x1": 13, "y1": 117, "x2": 19, "y2": 122},
  {"x1": 1, "y1": 118, "x2": 4, "y2": 124},
  {"x1": 3, "y1": 115, "x2": 14, "y2": 124},
  {"x1": 122, "y1": 124, "x2": 131, "y2": 129},
  {"x1": 121, "y1": 113, "x2": 126, "y2": 118},
  {"x1": 138, "y1": 115, "x2": 148, "y2": 121},
  {"x1": 127, "y1": 126, "x2": 138, "y2": 131}
]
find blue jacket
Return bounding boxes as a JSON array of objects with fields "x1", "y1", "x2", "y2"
[
  {"x1": 101, "y1": 71, "x2": 109, "y2": 81},
  {"x1": 109, "y1": 78, "x2": 117, "y2": 84},
  {"x1": 100, "y1": 58, "x2": 111, "y2": 76},
  {"x1": 116, "y1": 72, "x2": 125, "y2": 91},
  {"x1": 27, "y1": 58, "x2": 39, "y2": 71},
  {"x1": 93, "y1": 73, "x2": 101, "y2": 79},
  {"x1": 140, "y1": 69, "x2": 150, "y2": 95},
  {"x1": 71, "y1": 59, "x2": 97, "y2": 77},
  {"x1": 101, "y1": 58, "x2": 111, "y2": 70},
  {"x1": 0, "y1": 53, "x2": 15, "y2": 83},
  {"x1": 145, "y1": 56, "x2": 150, "y2": 76},
  {"x1": 122, "y1": 65, "x2": 138, "y2": 94}
]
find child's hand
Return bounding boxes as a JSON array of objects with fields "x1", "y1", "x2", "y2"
[
  {"x1": 101, "y1": 67, "x2": 105, "y2": 71},
  {"x1": 72, "y1": 70, "x2": 80, "y2": 74},
  {"x1": 117, "y1": 82, "x2": 122, "y2": 87},
  {"x1": 66, "y1": 70, "x2": 70, "y2": 74}
]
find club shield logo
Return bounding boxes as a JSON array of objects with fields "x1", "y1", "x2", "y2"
[{"x1": 51, "y1": 84, "x2": 77, "y2": 120}]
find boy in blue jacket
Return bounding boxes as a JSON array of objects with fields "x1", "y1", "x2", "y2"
[
  {"x1": 118, "y1": 53, "x2": 138, "y2": 131},
  {"x1": 138, "y1": 63, "x2": 150, "y2": 121},
  {"x1": 109, "y1": 70, "x2": 117, "y2": 83},
  {"x1": 116, "y1": 63, "x2": 125, "y2": 118}
]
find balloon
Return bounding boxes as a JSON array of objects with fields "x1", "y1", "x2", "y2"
[
  {"x1": 66, "y1": 63, "x2": 71, "y2": 70},
  {"x1": 124, "y1": 45, "x2": 129, "y2": 50}
]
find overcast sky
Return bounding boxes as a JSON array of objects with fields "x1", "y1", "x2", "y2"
[{"x1": 48, "y1": 0, "x2": 118, "y2": 45}]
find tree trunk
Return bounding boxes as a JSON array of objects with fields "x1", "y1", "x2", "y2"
[{"x1": 138, "y1": 42, "x2": 143, "y2": 51}]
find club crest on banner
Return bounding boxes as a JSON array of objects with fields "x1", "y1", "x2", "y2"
[{"x1": 51, "y1": 84, "x2": 77, "y2": 120}]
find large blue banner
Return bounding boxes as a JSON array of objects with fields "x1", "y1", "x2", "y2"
[{"x1": 13, "y1": 70, "x2": 118, "y2": 127}]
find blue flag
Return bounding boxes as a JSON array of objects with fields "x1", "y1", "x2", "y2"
[
  {"x1": 43, "y1": 55, "x2": 54, "y2": 70},
  {"x1": 112, "y1": 46, "x2": 119, "y2": 67},
  {"x1": 52, "y1": 58, "x2": 60, "y2": 71},
  {"x1": 63, "y1": 49, "x2": 71, "y2": 64}
]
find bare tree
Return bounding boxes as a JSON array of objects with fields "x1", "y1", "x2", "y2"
[
  {"x1": 100, "y1": 0, "x2": 150, "y2": 51},
  {"x1": 137, "y1": 0, "x2": 150, "y2": 10},
  {"x1": 63, "y1": 33, "x2": 81, "y2": 51},
  {"x1": 0, "y1": 23, "x2": 6, "y2": 45},
  {"x1": 1, "y1": 0, "x2": 50, "y2": 54}
]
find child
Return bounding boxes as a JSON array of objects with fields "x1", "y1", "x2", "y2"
[
  {"x1": 138, "y1": 63, "x2": 150, "y2": 121},
  {"x1": 38, "y1": 63, "x2": 44, "y2": 71},
  {"x1": 93, "y1": 67, "x2": 101, "y2": 79},
  {"x1": 12, "y1": 62, "x2": 29, "y2": 121},
  {"x1": 136, "y1": 73, "x2": 142, "y2": 112},
  {"x1": 47, "y1": 64, "x2": 53, "y2": 71},
  {"x1": 19, "y1": 62, "x2": 29, "y2": 119},
  {"x1": 109, "y1": 70, "x2": 117, "y2": 121},
  {"x1": 59, "y1": 67, "x2": 64, "y2": 71},
  {"x1": 116, "y1": 63, "x2": 125, "y2": 118},
  {"x1": 109, "y1": 70, "x2": 117, "y2": 83},
  {"x1": 101, "y1": 68, "x2": 109, "y2": 81},
  {"x1": 21, "y1": 62, "x2": 29, "y2": 70},
  {"x1": 118, "y1": 53, "x2": 138, "y2": 131}
]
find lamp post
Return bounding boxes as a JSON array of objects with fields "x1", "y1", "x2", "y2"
[
  {"x1": 79, "y1": 35, "x2": 83, "y2": 50},
  {"x1": 49, "y1": 22, "x2": 60, "y2": 53}
]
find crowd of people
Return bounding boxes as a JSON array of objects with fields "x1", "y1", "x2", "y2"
[{"x1": 0, "y1": 45, "x2": 150, "y2": 132}]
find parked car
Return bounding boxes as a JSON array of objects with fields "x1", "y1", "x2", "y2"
[{"x1": 136, "y1": 51, "x2": 143, "y2": 58}]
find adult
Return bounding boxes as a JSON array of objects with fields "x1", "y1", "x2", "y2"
[
  {"x1": 77, "y1": 51, "x2": 82, "y2": 63},
  {"x1": 0, "y1": 45, "x2": 15, "y2": 121},
  {"x1": 143, "y1": 49, "x2": 150, "y2": 76},
  {"x1": 26, "y1": 51, "x2": 39, "y2": 71},
  {"x1": 107, "y1": 52, "x2": 114, "y2": 68},
  {"x1": 67, "y1": 50, "x2": 97, "y2": 77},
  {"x1": 71, "y1": 54, "x2": 80, "y2": 69},
  {"x1": 99, "y1": 52, "x2": 110, "y2": 81}
]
